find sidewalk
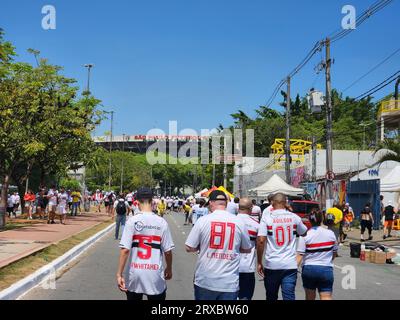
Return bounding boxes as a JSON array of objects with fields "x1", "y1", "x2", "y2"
[
  {"x1": 0, "y1": 213, "x2": 112, "y2": 269},
  {"x1": 345, "y1": 228, "x2": 400, "y2": 248}
]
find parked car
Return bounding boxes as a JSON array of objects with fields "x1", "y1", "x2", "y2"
[{"x1": 289, "y1": 200, "x2": 320, "y2": 229}]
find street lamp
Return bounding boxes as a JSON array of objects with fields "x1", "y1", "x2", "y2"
[
  {"x1": 102, "y1": 110, "x2": 114, "y2": 190},
  {"x1": 83, "y1": 64, "x2": 94, "y2": 95},
  {"x1": 360, "y1": 122, "x2": 373, "y2": 150}
]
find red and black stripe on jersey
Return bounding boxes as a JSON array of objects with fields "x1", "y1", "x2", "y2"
[
  {"x1": 266, "y1": 225, "x2": 298, "y2": 236},
  {"x1": 248, "y1": 230, "x2": 257, "y2": 242},
  {"x1": 305, "y1": 241, "x2": 336, "y2": 253},
  {"x1": 131, "y1": 235, "x2": 162, "y2": 250}
]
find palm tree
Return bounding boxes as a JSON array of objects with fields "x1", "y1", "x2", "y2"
[{"x1": 374, "y1": 138, "x2": 400, "y2": 165}]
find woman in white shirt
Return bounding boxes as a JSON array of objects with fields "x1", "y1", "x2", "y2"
[{"x1": 297, "y1": 210, "x2": 338, "y2": 300}]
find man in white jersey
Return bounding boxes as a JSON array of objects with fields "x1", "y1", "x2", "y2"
[
  {"x1": 237, "y1": 198, "x2": 259, "y2": 300},
  {"x1": 58, "y1": 187, "x2": 69, "y2": 225},
  {"x1": 250, "y1": 199, "x2": 262, "y2": 223},
  {"x1": 47, "y1": 186, "x2": 58, "y2": 224},
  {"x1": 257, "y1": 193, "x2": 308, "y2": 301},
  {"x1": 117, "y1": 187, "x2": 174, "y2": 301},
  {"x1": 226, "y1": 197, "x2": 239, "y2": 215},
  {"x1": 185, "y1": 190, "x2": 252, "y2": 300},
  {"x1": 191, "y1": 199, "x2": 201, "y2": 225},
  {"x1": 94, "y1": 190, "x2": 103, "y2": 213},
  {"x1": 126, "y1": 192, "x2": 134, "y2": 207}
]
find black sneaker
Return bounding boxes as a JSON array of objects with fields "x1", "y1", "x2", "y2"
[
  {"x1": 387, "y1": 235, "x2": 393, "y2": 238},
  {"x1": 383, "y1": 235, "x2": 387, "y2": 240},
  {"x1": 361, "y1": 239, "x2": 366, "y2": 242},
  {"x1": 368, "y1": 236, "x2": 373, "y2": 241}
]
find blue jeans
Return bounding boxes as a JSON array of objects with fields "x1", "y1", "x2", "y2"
[
  {"x1": 71, "y1": 203, "x2": 79, "y2": 216},
  {"x1": 194, "y1": 285, "x2": 238, "y2": 301},
  {"x1": 239, "y1": 273, "x2": 255, "y2": 300},
  {"x1": 264, "y1": 269, "x2": 297, "y2": 301},
  {"x1": 115, "y1": 214, "x2": 126, "y2": 240}
]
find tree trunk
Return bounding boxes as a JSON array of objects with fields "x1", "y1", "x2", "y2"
[
  {"x1": 40, "y1": 164, "x2": 46, "y2": 188},
  {"x1": 0, "y1": 175, "x2": 10, "y2": 229},
  {"x1": 16, "y1": 182, "x2": 26, "y2": 214}
]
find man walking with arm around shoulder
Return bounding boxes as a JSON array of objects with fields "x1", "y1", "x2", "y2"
[
  {"x1": 237, "y1": 198, "x2": 260, "y2": 300},
  {"x1": 185, "y1": 190, "x2": 252, "y2": 300},
  {"x1": 257, "y1": 193, "x2": 308, "y2": 301},
  {"x1": 117, "y1": 187, "x2": 174, "y2": 301}
]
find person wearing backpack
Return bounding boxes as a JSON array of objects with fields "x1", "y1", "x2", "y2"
[{"x1": 114, "y1": 195, "x2": 130, "y2": 240}]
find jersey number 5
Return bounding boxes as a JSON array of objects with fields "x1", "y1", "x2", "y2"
[
  {"x1": 209, "y1": 222, "x2": 235, "y2": 250},
  {"x1": 137, "y1": 235, "x2": 152, "y2": 259}
]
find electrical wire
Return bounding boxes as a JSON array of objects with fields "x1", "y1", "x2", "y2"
[
  {"x1": 354, "y1": 70, "x2": 400, "y2": 100},
  {"x1": 342, "y1": 47, "x2": 400, "y2": 93},
  {"x1": 264, "y1": 0, "x2": 394, "y2": 109}
]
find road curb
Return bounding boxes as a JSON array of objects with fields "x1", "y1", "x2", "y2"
[{"x1": 0, "y1": 222, "x2": 115, "y2": 300}]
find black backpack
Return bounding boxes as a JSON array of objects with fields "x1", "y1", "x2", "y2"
[{"x1": 116, "y1": 201, "x2": 127, "y2": 215}]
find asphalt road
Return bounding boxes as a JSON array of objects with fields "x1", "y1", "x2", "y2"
[{"x1": 22, "y1": 211, "x2": 400, "y2": 300}]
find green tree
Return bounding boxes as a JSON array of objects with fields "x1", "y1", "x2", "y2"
[
  {"x1": 374, "y1": 138, "x2": 400, "y2": 165},
  {"x1": 0, "y1": 33, "x2": 101, "y2": 228}
]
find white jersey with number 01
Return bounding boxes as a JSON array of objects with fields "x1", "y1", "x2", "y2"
[
  {"x1": 119, "y1": 212, "x2": 175, "y2": 295},
  {"x1": 259, "y1": 209, "x2": 308, "y2": 270},
  {"x1": 237, "y1": 213, "x2": 259, "y2": 273},
  {"x1": 185, "y1": 210, "x2": 253, "y2": 292}
]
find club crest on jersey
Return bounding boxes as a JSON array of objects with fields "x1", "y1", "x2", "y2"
[{"x1": 134, "y1": 221, "x2": 145, "y2": 232}]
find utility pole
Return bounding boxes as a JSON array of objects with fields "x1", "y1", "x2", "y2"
[
  {"x1": 108, "y1": 111, "x2": 114, "y2": 191},
  {"x1": 212, "y1": 164, "x2": 216, "y2": 187},
  {"x1": 238, "y1": 163, "x2": 244, "y2": 198},
  {"x1": 312, "y1": 136, "x2": 317, "y2": 182},
  {"x1": 395, "y1": 76, "x2": 400, "y2": 137},
  {"x1": 285, "y1": 76, "x2": 291, "y2": 184},
  {"x1": 223, "y1": 163, "x2": 228, "y2": 189},
  {"x1": 84, "y1": 64, "x2": 94, "y2": 95},
  {"x1": 325, "y1": 38, "x2": 334, "y2": 209},
  {"x1": 120, "y1": 133, "x2": 125, "y2": 194}
]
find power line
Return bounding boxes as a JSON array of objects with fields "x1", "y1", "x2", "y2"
[
  {"x1": 355, "y1": 70, "x2": 400, "y2": 100},
  {"x1": 342, "y1": 47, "x2": 400, "y2": 93},
  {"x1": 264, "y1": 0, "x2": 394, "y2": 108}
]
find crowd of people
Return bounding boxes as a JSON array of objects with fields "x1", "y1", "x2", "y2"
[
  {"x1": 6, "y1": 186, "x2": 83, "y2": 225},
  {"x1": 116, "y1": 188, "x2": 342, "y2": 301}
]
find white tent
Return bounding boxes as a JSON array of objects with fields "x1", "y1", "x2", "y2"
[
  {"x1": 249, "y1": 174, "x2": 304, "y2": 198},
  {"x1": 381, "y1": 166, "x2": 400, "y2": 192},
  {"x1": 195, "y1": 188, "x2": 208, "y2": 198}
]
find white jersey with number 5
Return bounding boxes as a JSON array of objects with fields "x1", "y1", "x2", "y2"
[
  {"x1": 119, "y1": 212, "x2": 175, "y2": 295},
  {"x1": 259, "y1": 209, "x2": 308, "y2": 270},
  {"x1": 185, "y1": 210, "x2": 253, "y2": 293}
]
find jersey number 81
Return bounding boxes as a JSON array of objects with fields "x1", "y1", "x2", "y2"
[{"x1": 209, "y1": 222, "x2": 236, "y2": 250}]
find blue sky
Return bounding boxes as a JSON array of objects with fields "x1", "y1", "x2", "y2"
[{"x1": 1, "y1": 0, "x2": 399, "y2": 136}]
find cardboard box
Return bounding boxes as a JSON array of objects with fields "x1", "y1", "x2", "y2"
[
  {"x1": 364, "y1": 250, "x2": 371, "y2": 262},
  {"x1": 373, "y1": 251, "x2": 387, "y2": 264},
  {"x1": 370, "y1": 250, "x2": 376, "y2": 263}
]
